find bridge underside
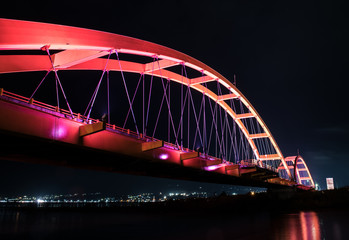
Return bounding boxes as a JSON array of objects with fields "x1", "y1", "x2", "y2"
[{"x1": 0, "y1": 129, "x2": 289, "y2": 189}]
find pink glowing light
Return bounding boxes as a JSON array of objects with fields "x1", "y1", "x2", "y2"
[
  {"x1": 159, "y1": 153, "x2": 169, "y2": 160},
  {"x1": 51, "y1": 126, "x2": 67, "y2": 139},
  {"x1": 204, "y1": 165, "x2": 222, "y2": 171}
]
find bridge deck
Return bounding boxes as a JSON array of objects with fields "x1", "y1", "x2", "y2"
[{"x1": 0, "y1": 89, "x2": 296, "y2": 188}]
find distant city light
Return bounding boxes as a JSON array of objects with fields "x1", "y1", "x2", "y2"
[
  {"x1": 0, "y1": 186, "x2": 265, "y2": 205},
  {"x1": 315, "y1": 183, "x2": 320, "y2": 191}
]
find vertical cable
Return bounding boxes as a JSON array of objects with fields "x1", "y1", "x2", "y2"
[
  {"x1": 107, "y1": 70, "x2": 110, "y2": 124},
  {"x1": 142, "y1": 73, "x2": 145, "y2": 137},
  {"x1": 44, "y1": 47, "x2": 74, "y2": 118},
  {"x1": 55, "y1": 72, "x2": 60, "y2": 109},
  {"x1": 85, "y1": 50, "x2": 112, "y2": 122},
  {"x1": 116, "y1": 50, "x2": 139, "y2": 135},
  {"x1": 123, "y1": 74, "x2": 143, "y2": 129},
  {"x1": 181, "y1": 65, "x2": 184, "y2": 149},
  {"x1": 145, "y1": 58, "x2": 155, "y2": 137},
  {"x1": 168, "y1": 78, "x2": 170, "y2": 143},
  {"x1": 156, "y1": 57, "x2": 179, "y2": 147},
  {"x1": 202, "y1": 73, "x2": 206, "y2": 155},
  {"x1": 187, "y1": 80, "x2": 190, "y2": 149},
  {"x1": 152, "y1": 80, "x2": 168, "y2": 138}
]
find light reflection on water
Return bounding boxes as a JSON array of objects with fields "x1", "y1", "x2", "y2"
[
  {"x1": 273, "y1": 211, "x2": 321, "y2": 240},
  {"x1": 0, "y1": 207, "x2": 348, "y2": 240},
  {"x1": 300, "y1": 212, "x2": 321, "y2": 240}
]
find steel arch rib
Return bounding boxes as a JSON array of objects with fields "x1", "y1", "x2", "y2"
[
  {"x1": 0, "y1": 18, "x2": 292, "y2": 179},
  {"x1": 281, "y1": 156, "x2": 315, "y2": 188},
  {"x1": 298, "y1": 156, "x2": 315, "y2": 188}
]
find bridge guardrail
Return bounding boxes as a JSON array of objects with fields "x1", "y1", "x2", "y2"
[{"x1": 1, "y1": 89, "x2": 278, "y2": 173}]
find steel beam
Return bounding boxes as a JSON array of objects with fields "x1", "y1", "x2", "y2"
[
  {"x1": 144, "y1": 59, "x2": 179, "y2": 73},
  {"x1": 190, "y1": 76, "x2": 216, "y2": 85},
  {"x1": 52, "y1": 50, "x2": 109, "y2": 68},
  {"x1": 259, "y1": 154, "x2": 281, "y2": 161},
  {"x1": 236, "y1": 112, "x2": 255, "y2": 119},
  {"x1": 249, "y1": 133, "x2": 269, "y2": 139},
  {"x1": 79, "y1": 122, "x2": 106, "y2": 137},
  {"x1": 217, "y1": 93, "x2": 238, "y2": 102},
  {"x1": 0, "y1": 55, "x2": 51, "y2": 73},
  {"x1": 142, "y1": 140, "x2": 164, "y2": 151},
  {"x1": 180, "y1": 151, "x2": 199, "y2": 161}
]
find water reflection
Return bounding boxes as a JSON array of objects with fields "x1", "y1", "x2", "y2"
[
  {"x1": 14, "y1": 211, "x2": 20, "y2": 234},
  {"x1": 300, "y1": 212, "x2": 321, "y2": 240},
  {"x1": 274, "y1": 211, "x2": 321, "y2": 240},
  {"x1": 1, "y1": 207, "x2": 348, "y2": 239}
]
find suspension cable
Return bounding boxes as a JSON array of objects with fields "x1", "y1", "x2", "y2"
[
  {"x1": 29, "y1": 70, "x2": 51, "y2": 101},
  {"x1": 152, "y1": 79, "x2": 169, "y2": 138},
  {"x1": 107, "y1": 70, "x2": 110, "y2": 124},
  {"x1": 85, "y1": 50, "x2": 112, "y2": 122},
  {"x1": 115, "y1": 50, "x2": 139, "y2": 135},
  {"x1": 217, "y1": 81, "x2": 227, "y2": 160},
  {"x1": 144, "y1": 58, "x2": 155, "y2": 137},
  {"x1": 55, "y1": 72, "x2": 59, "y2": 110},
  {"x1": 202, "y1": 72, "x2": 207, "y2": 155},
  {"x1": 175, "y1": 70, "x2": 190, "y2": 148},
  {"x1": 123, "y1": 73, "x2": 143, "y2": 129},
  {"x1": 142, "y1": 73, "x2": 145, "y2": 136},
  {"x1": 206, "y1": 94, "x2": 222, "y2": 159},
  {"x1": 182, "y1": 64, "x2": 203, "y2": 150},
  {"x1": 229, "y1": 97, "x2": 239, "y2": 163},
  {"x1": 44, "y1": 47, "x2": 74, "y2": 118},
  {"x1": 180, "y1": 65, "x2": 184, "y2": 148},
  {"x1": 192, "y1": 89, "x2": 205, "y2": 151},
  {"x1": 156, "y1": 57, "x2": 179, "y2": 147},
  {"x1": 168, "y1": 78, "x2": 170, "y2": 143}
]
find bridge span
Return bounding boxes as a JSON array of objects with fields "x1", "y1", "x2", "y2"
[
  {"x1": 0, "y1": 90, "x2": 294, "y2": 189},
  {"x1": 0, "y1": 18, "x2": 314, "y2": 189}
]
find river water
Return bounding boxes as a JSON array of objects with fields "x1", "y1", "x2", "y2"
[{"x1": 0, "y1": 207, "x2": 348, "y2": 239}]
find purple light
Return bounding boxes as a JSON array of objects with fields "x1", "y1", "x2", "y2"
[
  {"x1": 51, "y1": 126, "x2": 67, "y2": 139},
  {"x1": 204, "y1": 165, "x2": 221, "y2": 171},
  {"x1": 159, "y1": 153, "x2": 169, "y2": 160}
]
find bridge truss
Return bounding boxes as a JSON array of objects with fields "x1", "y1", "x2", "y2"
[{"x1": 0, "y1": 18, "x2": 314, "y2": 188}]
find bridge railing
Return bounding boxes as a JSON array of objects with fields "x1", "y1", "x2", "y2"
[
  {"x1": 239, "y1": 158, "x2": 278, "y2": 173},
  {"x1": 0, "y1": 89, "x2": 190, "y2": 151},
  {"x1": 1, "y1": 89, "x2": 278, "y2": 173},
  {"x1": 1, "y1": 89, "x2": 78, "y2": 118}
]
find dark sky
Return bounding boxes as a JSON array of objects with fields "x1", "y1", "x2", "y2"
[{"x1": 1, "y1": 0, "x2": 347, "y2": 195}]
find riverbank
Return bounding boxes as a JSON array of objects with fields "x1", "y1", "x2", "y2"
[
  {"x1": 160, "y1": 187, "x2": 349, "y2": 213},
  {"x1": 1, "y1": 188, "x2": 348, "y2": 214}
]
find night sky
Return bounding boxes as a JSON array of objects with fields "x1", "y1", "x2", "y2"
[{"x1": 1, "y1": 0, "x2": 347, "y2": 195}]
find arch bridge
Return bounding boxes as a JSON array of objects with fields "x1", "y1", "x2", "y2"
[{"x1": 0, "y1": 19, "x2": 314, "y2": 189}]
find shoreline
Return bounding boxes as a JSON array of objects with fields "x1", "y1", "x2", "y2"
[{"x1": 1, "y1": 188, "x2": 348, "y2": 214}]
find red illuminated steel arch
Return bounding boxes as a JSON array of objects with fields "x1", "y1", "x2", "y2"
[
  {"x1": 0, "y1": 18, "x2": 292, "y2": 178},
  {"x1": 278, "y1": 156, "x2": 315, "y2": 188}
]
